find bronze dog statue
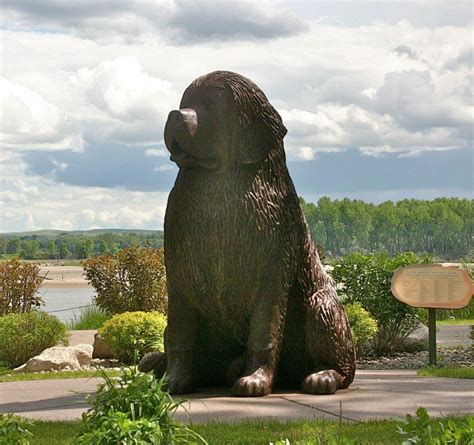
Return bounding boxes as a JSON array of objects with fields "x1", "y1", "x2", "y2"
[{"x1": 143, "y1": 71, "x2": 355, "y2": 396}]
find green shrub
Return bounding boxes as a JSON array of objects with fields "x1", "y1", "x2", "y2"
[
  {"x1": 98, "y1": 311, "x2": 166, "y2": 364},
  {"x1": 344, "y1": 303, "x2": 378, "y2": 355},
  {"x1": 396, "y1": 407, "x2": 473, "y2": 444},
  {"x1": 0, "y1": 260, "x2": 45, "y2": 315},
  {"x1": 83, "y1": 247, "x2": 167, "y2": 315},
  {"x1": 0, "y1": 413, "x2": 33, "y2": 445},
  {"x1": 66, "y1": 304, "x2": 110, "y2": 330},
  {"x1": 77, "y1": 367, "x2": 207, "y2": 444},
  {"x1": 332, "y1": 252, "x2": 429, "y2": 353},
  {"x1": 0, "y1": 312, "x2": 68, "y2": 368}
]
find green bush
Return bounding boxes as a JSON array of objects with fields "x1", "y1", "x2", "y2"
[
  {"x1": 344, "y1": 303, "x2": 378, "y2": 355},
  {"x1": 0, "y1": 312, "x2": 68, "y2": 368},
  {"x1": 66, "y1": 304, "x2": 110, "y2": 330},
  {"x1": 0, "y1": 259, "x2": 45, "y2": 315},
  {"x1": 83, "y1": 247, "x2": 167, "y2": 315},
  {"x1": 98, "y1": 311, "x2": 166, "y2": 364},
  {"x1": 396, "y1": 407, "x2": 473, "y2": 444},
  {"x1": 0, "y1": 414, "x2": 33, "y2": 445},
  {"x1": 77, "y1": 367, "x2": 207, "y2": 444},
  {"x1": 332, "y1": 252, "x2": 429, "y2": 353}
]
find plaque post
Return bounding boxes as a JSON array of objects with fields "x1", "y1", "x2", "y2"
[{"x1": 428, "y1": 308, "x2": 437, "y2": 366}]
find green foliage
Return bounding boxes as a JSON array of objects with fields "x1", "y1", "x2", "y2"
[
  {"x1": 396, "y1": 407, "x2": 474, "y2": 444},
  {"x1": 343, "y1": 303, "x2": 378, "y2": 355},
  {"x1": 0, "y1": 414, "x2": 33, "y2": 445},
  {"x1": 0, "y1": 230, "x2": 164, "y2": 260},
  {"x1": 0, "y1": 312, "x2": 68, "y2": 368},
  {"x1": 77, "y1": 367, "x2": 207, "y2": 444},
  {"x1": 0, "y1": 369, "x2": 121, "y2": 383},
  {"x1": 300, "y1": 197, "x2": 472, "y2": 260},
  {"x1": 83, "y1": 247, "x2": 167, "y2": 315},
  {"x1": 66, "y1": 304, "x2": 110, "y2": 330},
  {"x1": 98, "y1": 311, "x2": 166, "y2": 364},
  {"x1": 0, "y1": 260, "x2": 45, "y2": 315},
  {"x1": 417, "y1": 367, "x2": 474, "y2": 379},
  {"x1": 332, "y1": 252, "x2": 428, "y2": 353}
]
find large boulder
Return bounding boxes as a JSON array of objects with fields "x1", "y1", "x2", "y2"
[
  {"x1": 16, "y1": 344, "x2": 93, "y2": 373},
  {"x1": 92, "y1": 333, "x2": 114, "y2": 359}
]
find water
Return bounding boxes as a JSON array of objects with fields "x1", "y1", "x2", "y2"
[{"x1": 39, "y1": 287, "x2": 96, "y2": 323}]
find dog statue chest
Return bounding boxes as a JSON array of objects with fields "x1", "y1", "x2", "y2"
[{"x1": 164, "y1": 170, "x2": 286, "y2": 315}]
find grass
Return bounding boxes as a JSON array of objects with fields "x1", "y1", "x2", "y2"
[
  {"x1": 0, "y1": 369, "x2": 121, "y2": 382},
  {"x1": 417, "y1": 367, "x2": 474, "y2": 379},
  {"x1": 25, "y1": 416, "x2": 474, "y2": 444},
  {"x1": 437, "y1": 318, "x2": 474, "y2": 326},
  {"x1": 66, "y1": 304, "x2": 110, "y2": 330}
]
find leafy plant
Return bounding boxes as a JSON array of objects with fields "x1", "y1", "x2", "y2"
[
  {"x1": 332, "y1": 252, "x2": 429, "y2": 353},
  {"x1": 0, "y1": 414, "x2": 33, "y2": 445},
  {"x1": 0, "y1": 311, "x2": 68, "y2": 368},
  {"x1": 77, "y1": 367, "x2": 207, "y2": 444},
  {"x1": 83, "y1": 247, "x2": 167, "y2": 315},
  {"x1": 0, "y1": 260, "x2": 45, "y2": 315},
  {"x1": 98, "y1": 311, "x2": 166, "y2": 364},
  {"x1": 396, "y1": 407, "x2": 474, "y2": 444},
  {"x1": 343, "y1": 303, "x2": 378, "y2": 355},
  {"x1": 66, "y1": 304, "x2": 110, "y2": 330}
]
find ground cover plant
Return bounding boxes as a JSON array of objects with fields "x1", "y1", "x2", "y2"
[
  {"x1": 0, "y1": 311, "x2": 68, "y2": 368},
  {"x1": 25, "y1": 416, "x2": 473, "y2": 445},
  {"x1": 0, "y1": 414, "x2": 33, "y2": 445},
  {"x1": 396, "y1": 407, "x2": 473, "y2": 444},
  {"x1": 98, "y1": 311, "x2": 166, "y2": 364},
  {"x1": 417, "y1": 367, "x2": 474, "y2": 379},
  {"x1": 66, "y1": 304, "x2": 110, "y2": 330},
  {"x1": 83, "y1": 247, "x2": 167, "y2": 314},
  {"x1": 0, "y1": 369, "x2": 121, "y2": 383},
  {"x1": 77, "y1": 367, "x2": 206, "y2": 444}
]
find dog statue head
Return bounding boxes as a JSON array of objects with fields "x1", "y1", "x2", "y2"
[{"x1": 164, "y1": 71, "x2": 287, "y2": 170}]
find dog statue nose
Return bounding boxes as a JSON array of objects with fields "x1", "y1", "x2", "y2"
[{"x1": 168, "y1": 110, "x2": 183, "y2": 122}]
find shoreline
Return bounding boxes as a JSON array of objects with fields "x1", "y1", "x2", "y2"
[{"x1": 40, "y1": 266, "x2": 92, "y2": 289}]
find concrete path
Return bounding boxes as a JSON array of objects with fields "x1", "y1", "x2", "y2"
[
  {"x1": 1, "y1": 371, "x2": 472, "y2": 423},
  {"x1": 68, "y1": 330, "x2": 96, "y2": 346}
]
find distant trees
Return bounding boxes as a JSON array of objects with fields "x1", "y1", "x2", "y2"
[
  {"x1": 0, "y1": 231, "x2": 164, "y2": 261},
  {"x1": 300, "y1": 197, "x2": 472, "y2": 260},
  {"x1": 1, "y1": 197, "x2": 471, "y2": 261}
]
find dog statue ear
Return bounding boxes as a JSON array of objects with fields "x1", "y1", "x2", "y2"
[{"x1": 236, "y1": 108, "x2": 287, "y2": 165}]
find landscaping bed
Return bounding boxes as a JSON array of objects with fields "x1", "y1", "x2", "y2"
[{"x1": 357, "y1": 348, "x2": 472, "y2": 370}]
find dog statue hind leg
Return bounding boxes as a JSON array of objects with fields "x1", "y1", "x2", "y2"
[{"x1": 300, "y1": 239, "x2": 356, "y2": 395}]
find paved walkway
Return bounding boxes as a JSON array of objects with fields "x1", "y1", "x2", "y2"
[{"x1": 1, "y1": 370, "x2": 472, "y2": 422}]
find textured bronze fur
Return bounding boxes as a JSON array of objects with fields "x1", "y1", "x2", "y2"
[{"x1": 160, "y1": 71, "x2": 355, "y2": 396}]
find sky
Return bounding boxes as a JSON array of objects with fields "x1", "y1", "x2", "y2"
[{"x1": 0, "y1": 0, "x2": 472, "y2": 232}]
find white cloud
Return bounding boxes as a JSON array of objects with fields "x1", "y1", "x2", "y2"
[
  {"x1": 0, "y1": 78, "x2": 83, "y2": 150},
  {"x1": 0, "y1": 2, "x2": 472, "y2": 231}
]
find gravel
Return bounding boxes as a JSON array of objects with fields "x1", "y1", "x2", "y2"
[{"x1": 357, "y1": 347, "x2": 473, "y2": 370}]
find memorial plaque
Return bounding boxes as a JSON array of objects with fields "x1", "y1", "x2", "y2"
[{"x1": 391, "y1": 264, "x2": 473, "y2": 309}]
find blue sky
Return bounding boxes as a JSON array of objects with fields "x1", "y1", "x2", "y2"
[{"x1": 0, "y1": 1, "x2": 472, "y2": 232}]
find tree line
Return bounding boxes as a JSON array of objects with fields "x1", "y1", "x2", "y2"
[
  {"x1": 1, "y1": 197, "x2": 471, "y2": 260},
  {"x1": 300, "y1": 197, "x2": 472, "y2": 260},
  {"x1": 0, "y1": 232, "x2": 164, "y2": 260}
]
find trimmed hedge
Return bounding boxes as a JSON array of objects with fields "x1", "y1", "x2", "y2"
[
  {"x1": 98, "y1": 311, "x2": 166, "y2": 364},
  {"x1": 0, "y1": 312, "x2": 68, "y2": 368}
]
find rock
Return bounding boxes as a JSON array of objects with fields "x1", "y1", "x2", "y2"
[
  {"x1": 20, "y1": 344, "x2": 93, "y2": 373},
  {"x1": 395, "y1": 323, "x2": 429, "y2": 353},
  {"x1": 92, "y1": 333, "x2": 114, "y2": 359},
  {"x1": 138, "y1": 351, "x2": 167, "y2": 377},
  {"x1": 73, "y1": 344, "x2": 93, "y2": 366},
  {"x1": 23, "y1": 347, "x2": 80, "y2": 372}
]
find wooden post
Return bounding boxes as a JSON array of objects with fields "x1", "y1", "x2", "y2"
[{"x1": 428, "y1": 308, "x2": 437, "y2": 366}]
